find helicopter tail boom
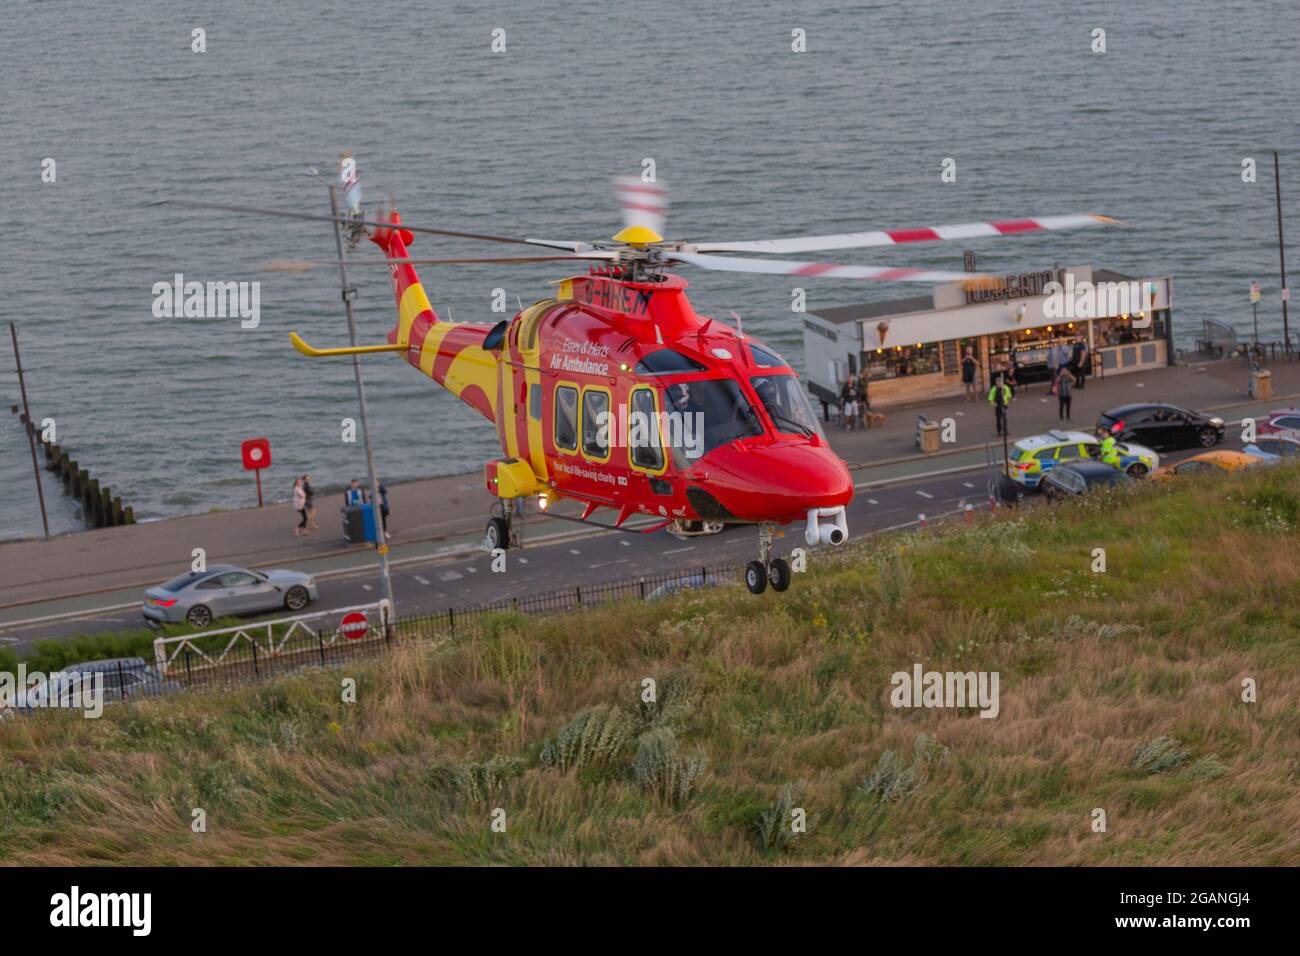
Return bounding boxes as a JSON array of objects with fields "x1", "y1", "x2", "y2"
[{"x1": 370, "y1": 212, "x2": 499, "y2": 424}]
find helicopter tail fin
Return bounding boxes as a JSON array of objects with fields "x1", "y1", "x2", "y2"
[{"x1": 368, "y1": 211, "x2": 498, "y2": 424}]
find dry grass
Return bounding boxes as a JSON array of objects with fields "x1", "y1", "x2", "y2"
[{"x1": 2, "y1": 464, "x2": 1298, "y2": 866}]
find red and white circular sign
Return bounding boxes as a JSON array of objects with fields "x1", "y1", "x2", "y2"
[{"x1": 340, "y1": 611, "x2": 369, "y2": 641}]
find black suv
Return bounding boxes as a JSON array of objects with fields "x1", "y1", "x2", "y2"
[{"x1": 1096, "y1": 403, "x2": 1224, "y2": 451}]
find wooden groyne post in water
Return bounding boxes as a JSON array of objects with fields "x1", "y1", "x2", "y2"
[{"x1": 7, "y1": 322, "x2": 134, "y2": 531}]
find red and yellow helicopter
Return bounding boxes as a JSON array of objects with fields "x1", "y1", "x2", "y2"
[{"x1": 173, "y1": 159, "x2": 1115, "y2": 594}]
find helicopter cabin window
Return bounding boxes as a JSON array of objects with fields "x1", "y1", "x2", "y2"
[
  {"x1": 663, "y1": 378, "x2": 761, "y2": 461},
  {"x1": 529, "y1": 384, "x2": 542, "y2": 420},
  {"x1": 629, "y1": 387, "x2": 664, "y2": 472},
  {"x1": 581, "y1": 388, "x2": 611, "y2": 460},
  {"x1": 635, "y1": 349, "x2": 707, "y2": 376},
  {"x1": 554, "y1": 385, "x2": 578, "y2": 451},
  {"x1": 750, "y1": 373, "x2": 824, "y2": 439},
  {"x1": 748, "y1": 345, "x2": 788, "y2": 369}
]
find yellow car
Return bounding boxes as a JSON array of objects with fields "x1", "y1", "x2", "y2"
[{"x1": 1151, "y1": 450, "x2": 1260, "y2": 480}]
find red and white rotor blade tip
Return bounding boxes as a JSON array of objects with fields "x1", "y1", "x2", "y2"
[
  {"x1": 692, "y1": 213, "x2": 1121, "y2": 256},
  {"x1": 666, "y1": 251, "x2": 991, "y2": 283},
  {"x1": 614, "y1": 175, "x2": 669, "y2": 236}
]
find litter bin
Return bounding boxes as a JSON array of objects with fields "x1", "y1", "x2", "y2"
[
  {"x1": 920, "y1": 421, "x2": 941, "y2": 454},
  {"x1": 1249, "y1": 369, "x2": 1272, "y2": 400},
  {"x1": 341, "y1": 504, "x2": 378, "y2": 544}
]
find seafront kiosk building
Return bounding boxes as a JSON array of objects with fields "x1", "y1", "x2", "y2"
[{"x1": 802, "y1": 264, "x2": 1174, "y2": 409}]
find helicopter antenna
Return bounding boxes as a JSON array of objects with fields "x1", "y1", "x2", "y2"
[
  {"x1": 729, "y1": 310, "x2": 745, "y2": 338},
  {"x1": 517, "y1": 294, "x2": 524, "y2": 312}
]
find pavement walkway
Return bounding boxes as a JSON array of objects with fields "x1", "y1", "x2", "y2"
[{"x1": 2, "y1": 354, "x2": 1297, "y2": 614}]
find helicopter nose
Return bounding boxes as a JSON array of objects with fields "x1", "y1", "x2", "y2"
[{"x1": 687, "y1": 441, "x2": 854, "y2": 523}]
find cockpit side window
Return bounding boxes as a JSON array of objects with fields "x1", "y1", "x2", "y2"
[
  {"x1": 749, "y1": 345, "x2": 788, "y2": 368},
  {"x1": 629, "y1": 387, "x2": 665, "y2": 472},
  {"x1": 750, "y1": 373, "x2": 824, "y2": 439},
  {"x1": 662, "y1": 378, "x2": 761, "y2": 461}
]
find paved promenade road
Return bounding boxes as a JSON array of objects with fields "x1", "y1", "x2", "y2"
[{"x1": 2, "y1": 356, "x2": 1296, "y2": 648}]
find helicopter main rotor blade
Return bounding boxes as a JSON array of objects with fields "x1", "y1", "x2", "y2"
[
  {"x1": 155, "y1": 199, "x2": 548, "y2": 247},
  {"x1": 665, "y1": 251, "x2": 996, "y2": 284},
  {"x1": 263, "y1": 254, "x2": 617, "y2": 273},
  {"x1": 691, "y1": 213, "x2": 1122, "y2": 256},
  {"x1": 524, "y1": 238, "x2": 601, "y2": 252}
]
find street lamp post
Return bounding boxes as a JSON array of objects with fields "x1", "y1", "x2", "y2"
[{"x1": 324, "y1": 182, "x2": 396, "y2": 623}]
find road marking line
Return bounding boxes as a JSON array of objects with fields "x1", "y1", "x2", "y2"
[
  {"x1": 867, "y1": 498, "x2": 879, "y2": 504},
  {"x1": 916, "y1": 490, "x2": 934, "y2": 499},
  {"x1": 593, "y1": 559, "x2": 629, "y2": 568},
  {"x1": 414, "y1": 576, "x2": 430, "y2": 586},
  {"x1": 361, "y1": 584, "x2": 373, "y2": 591},
  {"x1": 963, "y1": 482, "x2": 975, "y2": 488},
  {"x1": 467, "y1": 566, "x2": 477, "y2": 573},
  {"x1": 438, "y1": 571, "x2": 463, "y2": 582},
  {"x1": 619, "y1": 540, "x2": 631, "y2": 546},
  {"x1": 663, "y1": 546, "x2": 694, "y2": 555},
  {"x1": 569, "y1": 548, "x2": 581, "y2": 554},
  {"x1": 517, "y1": 557, "x2": 528, "y2": 564}
]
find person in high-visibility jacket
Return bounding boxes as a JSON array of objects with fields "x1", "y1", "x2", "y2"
[
  {"x1": 988, "y1": 376, "x2": 1012, "y2": 437},
  {"x1": 1099, "y1": 434, "x2": 1120, "y2": 467}
]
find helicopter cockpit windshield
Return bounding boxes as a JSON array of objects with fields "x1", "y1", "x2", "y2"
[
  {"x1": 664, "y1": 379, "x2": 761, "y2": 462},
  {"x1": 750, "y1": 373, "x2": 825, "y2": 439}
]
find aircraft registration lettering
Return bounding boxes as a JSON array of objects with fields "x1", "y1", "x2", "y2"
[{"x1": 578, "y1": 280, "x2": 652, "y2": 315}]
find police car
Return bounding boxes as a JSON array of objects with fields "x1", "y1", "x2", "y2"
[{"x1": 1006, "y1": 429, "x2": 1160, "y2": 489}]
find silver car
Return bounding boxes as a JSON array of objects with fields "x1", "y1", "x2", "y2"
[
  {"x1": 142, "y1": 564, "x2": 318, "y2": 629},
  {"x1": 26, "y1": 657, "x2": 184, "y2": 707}
]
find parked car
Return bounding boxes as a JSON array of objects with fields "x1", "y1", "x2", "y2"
[
  {"x1": 1006, "y1": 430, "x2": 1160, "y2": 489},
  {"x1": 20, "y1": 657, "x2": 182, "y2": 708},
  {"x1": 1257, "y1": 407, "x2": 1300, "y2": 438},
  {"x1": 1243, "y1": 435, "x2": 1300, "y2": 464},
  {"x1": 1151, "y1": 450, "x2": 1260, "y2": 481},
  {"x1": 646, "y1": 573, "x2": 734, "y2": 601},
  {"x1": 1040, "y1": 461, "x2": 1132, "y2": 499},
  {"x1": 142, "y1": 564, "x2": 318, "y2": 629},
  {"x1": 1096, "y1": 403, "x2": 1224, "y2": 450}
]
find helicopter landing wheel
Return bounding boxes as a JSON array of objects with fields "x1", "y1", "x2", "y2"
[
  {"x1": 745, "y1": 560, "x2": 768, "y2": 595},
  {"x1": 485, "y1": 516, "x2": 510, "y2": 551},
  {"x1": 768, "y1": 557, "x2": 792, "y2": 592}
]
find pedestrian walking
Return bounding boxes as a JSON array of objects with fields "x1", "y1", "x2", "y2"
[
  {"x1": 961, "y1": 347, "x2": 979, "y2": 401},
  {"x1": 378, "y1": 483, "x2": 390, "y2": 538},
  {"x1": 1076, "y1": 340, "x2": 1090, "y2": 390},
  {"x1": 855, "y1": 374, "x2": 870, "y2": 427},
  {"x1": 1056, "y1": 342, "x2": 1072, "y2": 381},
  {"x1": 988, "y1": 375, "x2": 1012, "y2": 437},
  {"x1": 292, "y1": 478, "x2": 310, "y2": 538},
  {"x1": 1056, "y1": 366, "x2": 1076, "y2": 421},
  {"x1": 302, "y1": 473, "x2": 318, "y2": 529},
  {"x1": 1047, "y1": 343, "x2": 1060, "y2": 386},
  {"x1": 840, "y1": 375, "x2": 858, "y2": 430}
]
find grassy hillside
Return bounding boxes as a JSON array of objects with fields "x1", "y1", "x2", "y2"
[{"x1": 2, "y1": 464, "x2": 1298, "y2": 866}]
